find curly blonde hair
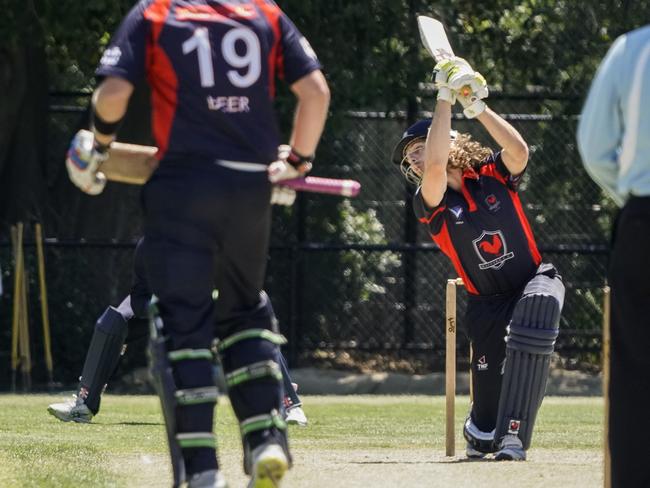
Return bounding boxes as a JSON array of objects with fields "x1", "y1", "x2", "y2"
[{"x1": 448, "y1": 133, "x2": 492, "y2": 170}]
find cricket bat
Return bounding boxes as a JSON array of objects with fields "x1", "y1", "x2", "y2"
[
  {"x1": 417, "y1": 16, "x2": 454, "y2": 62},
  {"x1": 417, "y1": 15, "x2": 472, "y2": 98},
  {"x1": 101, "y1": 142, "x2": 361, "y2": 197}
]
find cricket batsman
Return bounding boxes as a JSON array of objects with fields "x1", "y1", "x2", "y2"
[{"x1": 392, "y1": 57, "x2": 564, "y2": 460}]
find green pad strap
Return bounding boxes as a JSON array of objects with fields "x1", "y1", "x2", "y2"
[
  {"x1": 240, "y1": 410, "x2": 287, "y2": 436},
  {"x1": 175, "y1": 386, "x2": 219, "y2": 405},
  {"x1": 225, "y1": 360, "x2": 282, "y2": 388},
  {"x1": 217, "y1": 329, "x2": 287, "y2": 353},
  {"x1": 176, "y1": 432, "x2": 216, "y2": 449},
  {"x1": 168, "y1": 348, "x2": 213, "y2": 362}
]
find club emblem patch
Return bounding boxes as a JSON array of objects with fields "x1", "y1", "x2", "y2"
[
  {"x1": 472, "y1": 230, "x2": 514, "y2": 270},
  {"x1": 508, "y1": 419, "x2": 521, "y2": 435},
  {"x1": 485, "y1": 194, "x2": 501, "y2": 212}
]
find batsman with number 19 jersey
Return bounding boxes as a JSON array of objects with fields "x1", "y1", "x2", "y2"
[
  {"x1": 393, "y1": 57, "x2": 564, "y2": 461},
  {"x1": 65, "y1": 1, "x2": 330, "y2": 487}
]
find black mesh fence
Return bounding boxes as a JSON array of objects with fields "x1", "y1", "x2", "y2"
[
  {"x1": 265, "y1": 100, "x2": 613, "y2": 366},
  {"x1": 0, "y1": 93, "x2": 615, "y2": 387}
]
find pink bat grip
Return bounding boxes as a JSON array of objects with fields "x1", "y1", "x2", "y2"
[{"x1": 280, "y1": 176, "x2": 361, "y2": 197}]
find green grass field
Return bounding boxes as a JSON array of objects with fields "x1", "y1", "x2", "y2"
[{"x1": 0, "y1": 394, "x2": 605, "y2": 487}]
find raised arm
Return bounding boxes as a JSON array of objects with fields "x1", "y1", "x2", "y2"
[
  {"x1": 420, "y1": 100, "x2": 452, "y2": 207},
  {"x1": 476, "y1": 107, "x2": 529, "y2": 175}
]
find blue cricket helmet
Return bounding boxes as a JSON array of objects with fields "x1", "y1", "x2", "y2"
[{"x1": 391, "y1": 119, "x2": 431, "y2": 165}]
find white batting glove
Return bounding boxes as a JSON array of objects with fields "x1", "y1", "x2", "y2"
[
  {"x1": 443, "y1": 57, "x2": 479, "y2": 92},
  {"x1": 268, "y1": 144, "x2": 312, "y2": 183},
  {"x1": 433, "y1": 60, "x2": 456, "y2": 104},
  {"x1": 65, "y1": 129, "x2": 108, "y2": 195},
  {"x1": 456, "y1": 71, "x2": 489, "y2": 118},
  {"x1": 270, "y1": 185, "x2": 297, "y2": 206}
]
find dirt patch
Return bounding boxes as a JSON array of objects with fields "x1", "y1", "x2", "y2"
[{"x1": 125, "y1": 448, "x2": 602, "y2": 488}]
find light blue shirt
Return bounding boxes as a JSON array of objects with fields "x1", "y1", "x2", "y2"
[{"x1": 577, "y1": 25, "x2": 650, "y2": 207}]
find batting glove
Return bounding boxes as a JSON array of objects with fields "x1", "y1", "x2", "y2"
[
  {"x1": 455, "y1": 71, "x2": 489, "y2": 119},
  {"x1": 66, "y1": 129, "x2": 108, "y2": 195},
  {"x1": 270, "y1": 185, "x2": 297, "y2": 206},
  {"x1": 268, "y1": 144, "x2": 313, "y2": 183},
  {"x1": 443, "y1": 57, "x2": 479, "y2": 92},
  {"x1": 433, "y1": 60, "x2": 456, "y2": 104}
]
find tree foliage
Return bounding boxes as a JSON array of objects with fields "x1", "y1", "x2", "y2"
[{"x1": 1, "y1": 1, "x2": 649, "y2": 381}]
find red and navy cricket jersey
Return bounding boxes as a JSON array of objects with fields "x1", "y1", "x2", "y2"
[
  {"x1": 413, "y1": 152, "x2": 542, "y2": 296},
  {"x1": 96, "y1": 0, "x2": 321, "y2": 164}
]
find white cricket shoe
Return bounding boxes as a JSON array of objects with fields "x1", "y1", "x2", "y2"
[
  {"x1": 247, "y1": 442, "x2": 289, "y2": 488},
  {"x1": 47, "y1": 395, "x2": 93, "y2": 423},
  {"x1": 494, "y1": 434, "x2": 526, "y2": 461},
  {"x1": 285, "y1": 406, "x2": 308, "y2": 427},
  {"x1": 188, "y1": 469, "x2": 228, "y2": 488}
]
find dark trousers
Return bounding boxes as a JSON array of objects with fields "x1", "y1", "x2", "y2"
[
  {"x1": 142, "y1": 159, "x2": 275, "y2": 474},
  {"x1": 608, "y1": 196, "x2": 650, "y2": 488},
  {"x1": 465, "y1": 292, "x2": 519, "y2": 432}
]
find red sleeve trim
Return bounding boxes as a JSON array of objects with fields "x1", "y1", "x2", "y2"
[
  {"x1": 479, "y1": 162, "x2": 508, "y2": 185},
  {"x1": 418, "y1": 205, "x2": 445, "y2": 225},
  {"x1": 253, "y1": 0, "x2": 283, "y2": 98},
  {"x1": 144, "y1": 0, "x2": 176, "y2": 159},
  {"x1": 432, "y1": 221, "x2": 479, "y2": 295},
  {"x1": 508, "y1": 189, "x2": 542, "y2": 265}
]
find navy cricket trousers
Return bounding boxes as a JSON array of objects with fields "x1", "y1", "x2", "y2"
[{"x1": 141, "y1": 158, "x2": 276, "y2": 474}]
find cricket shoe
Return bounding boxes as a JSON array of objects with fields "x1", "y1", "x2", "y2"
[
  {"x1": 247, "y1": 441, "x2": 289, "y2": 488},
  {"x1": 188, "y1": 469, "x2": 228, "y2": 488},
  {"x1": 47, "y1": 395, "x2": 93, "y2": 423},
  {"x1": 285, "y1": 406, "x2": 308, "y2": 427},
  {"x1": 465, "y1": 442, "x2": 487, "y2": 459},
  {"x1": 494, "y1": 434, "x2": 526, "y2": 461}
]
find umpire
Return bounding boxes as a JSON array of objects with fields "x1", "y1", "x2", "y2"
[
  {"x1": 64, "y1": 1, "x2": 330, "y2": 487},
  {"x1": 578, "y1": 24, "x2": 650, "y2": 488}
]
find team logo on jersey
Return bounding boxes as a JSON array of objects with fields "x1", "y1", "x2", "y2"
[
  {"x1": 485, "y1": 194, "x2": 501, "y2": 212},
  {"x1": 508, "y1": 419, "x2": 521, "y2": 435},
  {"x1": 477, "y1": 355, "x2": 488, "y2": 371},
  {"x1": 300, "y1": 37, "x2": 319, "y2": 61},
  {"x1": 472, "y1": 230, "x2": 514, "y2": 270},
  {"x1": 100, "y1": 47, "x2": 122, "y2": 67},
  {"x1": 449, "y1": 206, "x2": 464, "y2": 223}
]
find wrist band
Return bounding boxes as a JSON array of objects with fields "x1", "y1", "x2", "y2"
[
  {"x1": 287, "y1": 149, "x2": 314, "y2": 168},
  {"x1": 91, "y1": 106, "x2": 123, "y2": 138}
]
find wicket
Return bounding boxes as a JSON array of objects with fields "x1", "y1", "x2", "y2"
[{"x1": 445, "y1": 277, "x2": 464, "y2": 456}]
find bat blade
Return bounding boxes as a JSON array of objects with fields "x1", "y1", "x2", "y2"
[
  {"x1": 101, "y1": 142, "x2": 158, "y2": 185},
  {"x1": 280, "y1": 176, "x2": 361, "y2": 197},
  {"x1": 417, "y1": 16, "x2": 454, "y2": 62}
]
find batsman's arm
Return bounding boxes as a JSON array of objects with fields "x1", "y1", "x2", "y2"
[
  {"x1": 288, "y1": 70, "x2": 330, "y2": 159},
  {"x1": 476, "y1": 107, "x2": 529, "y2": 175},
  {"x1": 92, "y1": 77, "x2": 134, "y2": 146},
  {"x1": 421, "y1": 100, "x2": 452, "y2": 207}
]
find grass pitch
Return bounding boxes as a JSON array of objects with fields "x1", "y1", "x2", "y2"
[{"x1": 0, "y1": 394, "x2": 604, "y2": 487}]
